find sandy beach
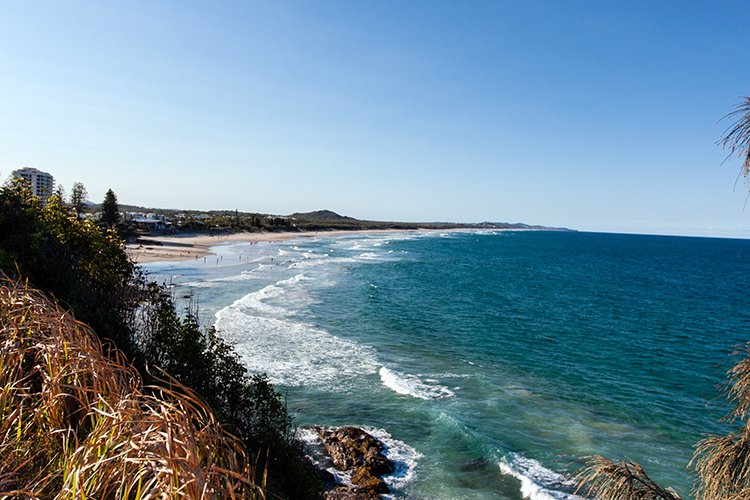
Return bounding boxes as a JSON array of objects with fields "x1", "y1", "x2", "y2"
[{"x1": 125, "y1": 229, "x2": 416, "y2": 263}]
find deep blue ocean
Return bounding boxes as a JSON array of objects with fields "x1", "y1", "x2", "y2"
[{"x1": 145, "y1": 230, "x2": 750, "y2": 499}]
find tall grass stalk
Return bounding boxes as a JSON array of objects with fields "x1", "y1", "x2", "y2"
[{"x1": 0, "y1": 277, "x2": 263, "y2": 498}]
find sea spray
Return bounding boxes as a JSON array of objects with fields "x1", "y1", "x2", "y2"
[
  {"x1": 498, "y1": 453, "x2": 583, "y2": 500},
  {"x1": 379, "y1": 367, "x2": 456, "y2": 400}
]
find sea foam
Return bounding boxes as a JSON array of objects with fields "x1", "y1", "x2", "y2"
[
  {"x1": 363, "y1": 426, "x2": 422, "y2": 494},
  {"x1": 379, "y1": 367, "x2": 455, "y2": 400},
  {"x1": 214, "y1": 273, "x2": 380, "y2": 389},
  {"x1": 498, "y1": 453, "x2": 583, "y2": 500}
]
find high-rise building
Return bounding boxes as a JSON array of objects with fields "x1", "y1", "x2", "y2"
[{"x1": 12, "y1": 167, "x2": 55, "y2": 205}]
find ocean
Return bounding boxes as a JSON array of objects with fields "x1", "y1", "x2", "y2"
[{"x1": 144, "y1": 230, "x2": 750, "y2": 499}]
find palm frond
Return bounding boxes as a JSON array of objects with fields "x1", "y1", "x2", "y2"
[
  {"x1": 574, "y1": 455, "x2": 682, "y2": 499},
  {"x1": 719, "y1": 97, "x2": 750, "y2": 179},
  {"x1": 692, "y1": 431, "x2": 750, "y2": 500},
  {"x1": 723, "y1": 343, "x2": 750, "y2": 423}
]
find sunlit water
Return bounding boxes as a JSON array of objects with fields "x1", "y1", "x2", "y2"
[{"x1": 145, "y1": 231, "x2": 750, "y2": 499}]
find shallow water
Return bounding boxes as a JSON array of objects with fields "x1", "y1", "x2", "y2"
[{"x1": 145, "y1": 231, "x2": 750, "y2": 499}]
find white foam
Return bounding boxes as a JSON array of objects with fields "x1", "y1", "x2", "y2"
[
  {"x1": 215, "y1": 285, "x2": 379, "y2": 388},
  {"x1": 379, "y1": 367, "x2": 455, "y2": 400},
  {"x1": 498, "y1": 453, "x2": 583, "y2": 500},
  {"x1": 228, "y1": 273, "x2": 312, "y2": 317},
  {"x1": 297, "y1": 428, "x2": 353, "y2": 485},
  {"x1": 182, "y1": 280, "x2": 218, "y2": 288},
  {"x1": 363, "y1": 426, "x2": 422, "y2": 494},
  {"x1": 357, "y1": 252, "x2": 381, "y2": 260}
]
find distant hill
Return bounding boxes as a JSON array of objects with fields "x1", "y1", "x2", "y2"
[
  {"x1": 101, "y1": 202, "x2": 572, "y2": 233},
  {"x1": 289, "y1": 210, "x2": 357, "y2": 222}
]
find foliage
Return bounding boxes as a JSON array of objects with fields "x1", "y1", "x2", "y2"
[
  {"x1": 53, "y1": 184, "x2": 65, "y2": 202},
  {"x1": 690, "y1": 343, "x2": 750, "y2": 499},
  {"x1": 100, "y1": 188, "x2": 120, "y2": 226},
  {"x1": 69, "y1": 181, "x2": 88, "y2": 215},
  {"x1": 0, "y1": 278, "x2": 262, "y2": 498},
  {"x1": 0, "y1": 179, "x2": 142, "y2": 354},
  {"x1": 135, "y1": 289, "x2": 319, "y2": 497},
  {"x1": 720, "y1": 97, "x2": 750, "y2": 184},
  {"x1": 575, "y1": 456, "x2": 682, "y2": 499},
  {"x1": 0, "y1": 179, "x2": 322, "y2": 498}
]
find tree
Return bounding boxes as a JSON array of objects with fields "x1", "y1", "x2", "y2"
[
  {"x1": 53, "y1": 184, "x2": 65, "y2": 203},
  {"x1": 0, "y1": 180, "x2": 323, "y2": 498},
  {"x1": 575, "y1": 97, "x2": 750, "y2": 499},
  {"x1": 720, "y1": 97, "x2": 750, "y2": 184},
  {"x1": 100, "y1": 188, "x2": 120, "y2": 226},
  {"x1": 70, "y1": 182, "x2": 88, "y2": 216}
]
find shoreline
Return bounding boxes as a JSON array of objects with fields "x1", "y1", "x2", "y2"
[{"x1": 126, "y1": 229, "x2": 422, "y2": 263}]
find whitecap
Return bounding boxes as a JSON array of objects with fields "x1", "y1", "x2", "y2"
[
  {"x1": 379, "y1": 367, "x2": 455, "y2": 400},
  {"x1": 214, "y1": 280, "x2": 379, "y2": 389},
  {"x1": 227, "y1": 273, "x2": 312, "y2": 317},
  {"x1": 498, "y1": 453, "x2": 583, "y2": 500},
  {"x1": 357, "y1": 252, "x2": 381, "y2": 260},
  {"x1": 363, "y1": 426, "x2": 422, "y2": 494}
]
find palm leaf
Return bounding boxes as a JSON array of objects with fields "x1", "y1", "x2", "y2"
[{"x1": 574, "y1": 455, "x2": 682, "y2": 499}]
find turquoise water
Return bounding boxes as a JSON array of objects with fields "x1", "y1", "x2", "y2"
[{"x1": 146, "y1": 231, "x2": 750, "y2": 499}]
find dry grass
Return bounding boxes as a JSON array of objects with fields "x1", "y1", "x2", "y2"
[
  {"x1": 574, "y1": 455, "x2": 682, "y2": 499},
  {"x1": 689, "y1": 342, "x2": 750, "y2": 500},
  {"x1": 0, "y1": 277, "x2": 263, "y2": 498},
  {"x1": 692, "y1": 432, "x2": 750, "y2": 500},
  {"x1": 720, "y1": 97, "x2": 750, "y2": 177}
]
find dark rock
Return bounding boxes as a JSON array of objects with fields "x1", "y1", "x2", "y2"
[
  {"x1": 351, "y1": 466, "x2": 389, "y2": 495},
  {"x1": 363, "y1": 447, "x2": 394, "y2": 477},
  {"x1": 310, "y1": 425, "x2": 396, "y2": 499},
  {"x1": 324, "y1": 485, "x2": 376, "y2": 500}
]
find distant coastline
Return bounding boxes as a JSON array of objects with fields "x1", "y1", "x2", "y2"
[
  {"x1": 124, "y1": 209, "x2": 572, "y2": 263},
  {"x1": 126, "y1": 226, "x2": 568, "y2": 263}
]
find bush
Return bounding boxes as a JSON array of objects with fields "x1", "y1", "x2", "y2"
[{"x1": 0, "y1": 180, "x2": 322, "y2": 498}]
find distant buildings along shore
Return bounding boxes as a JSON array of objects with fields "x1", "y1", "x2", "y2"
[{"x1": 11, "y1": 167, "x2": 54, "y2": 205}]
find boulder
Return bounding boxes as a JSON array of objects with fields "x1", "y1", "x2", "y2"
[
  {"x1": 351, "y1": 466, "x2": 389, "y2": 495},
  {"x1": 311, "y1": 426, "x2": 396, "y2": 499}
]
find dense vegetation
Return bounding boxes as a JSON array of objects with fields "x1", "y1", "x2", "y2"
[
  {"x1": 0, "y1": 180, "x2": 322, "y2": 498},
  {"x1": 1, "y1": 279, "x2": 262, "y2": 497}
]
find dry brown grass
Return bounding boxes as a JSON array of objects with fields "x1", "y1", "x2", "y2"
[
  {"x1": 0, "y1": 277, "x2": 263, "y2": 498},
  {"x1": 719, "y1": 97, "x2": 750, "y2": 181},
  {"x1": 689, "y1": 342, "x2": 750, "y2": 500},
  {"x1": 574, "y1": 455, "x2": 682, "y2": 499}
]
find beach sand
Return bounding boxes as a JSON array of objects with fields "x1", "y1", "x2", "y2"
[{"x1": 126, "y1": 229, "x2": 415, "y2": 263}]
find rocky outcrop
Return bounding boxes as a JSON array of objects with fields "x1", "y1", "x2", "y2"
[{"x1": 309, "y1": 426, "x2": 395, "y2": 499}]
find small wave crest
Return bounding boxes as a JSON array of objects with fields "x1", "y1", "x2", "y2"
[
  {"x1": 379, "y1": 367, "x2": 455, "y2": 400},
  {"x1": 364, "y1": 426, "x2": 422, "y2": 494},
  {"x1": 498, "y1": 453, "x2": 583, "y2": 500},
  {"x1": 215, "y1": 312, "x2": 379, "y2": 388},
  {"x1": 230, "y1": 273, "x2": 311, "y2": 317}
]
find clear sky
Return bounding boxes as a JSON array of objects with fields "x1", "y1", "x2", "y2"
[{"x1": 1, "y1": 1, "x2": 749, "y2": 237}]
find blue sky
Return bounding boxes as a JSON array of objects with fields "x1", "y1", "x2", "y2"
[{"x1": 1, "y1": 1, "x2": 749, "y2": 236}]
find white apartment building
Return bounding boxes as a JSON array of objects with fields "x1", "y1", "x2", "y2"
[{"x1": 12, "y1": 167, "x2": 55, "y2": 205}]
